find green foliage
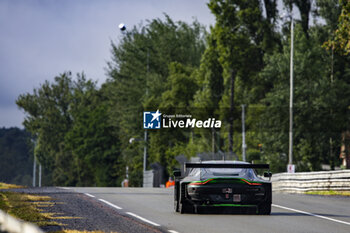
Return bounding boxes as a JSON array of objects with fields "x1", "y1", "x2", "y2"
[
  {"x1": 315, "y1": 0, "x2": 342, "y2": 31},
  {"x1": 148, "y1": 62, "x2": 198, "y2": 172},
  {"x1": 14, "y1": 2, "x2": 350, "y2": 186},
  {"x1": 0, "y1": 128, "x2": 32, "y2": 186},
  {"x1": 161, "y1": 63, "x2": 197, "y2": 109},
  {"x1": 164, "y1": 142, "x2": 200, "y2": 175},
  {"x1": 16, "y1": 73, "x2": 120, "y2": 186},
  {"x1": 260, "y1": 24, "x2": 350, "y2": 172},
  {"x1": 324, "y1": 0, "x2": 350, "y2": 55},
  {"x1": 64, "y1": 83, "x2": 120, "y2": 186},
  {"x1": 283, "y1": 0, "x2": 312, "y2": 36},
  {"x1": 107, "y1": 16, "x2": 206, "y2": 184},
  {"x1": 193, "y1": 34, "x2": 224, "y2": 116}
]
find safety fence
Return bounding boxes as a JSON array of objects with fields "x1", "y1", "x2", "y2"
[
  {"x1": 272, "y1": 169, "x2": 350, "y2": 193},
  {"x1": 0, "y1": 209, "x2": 43, "y2": 233}
]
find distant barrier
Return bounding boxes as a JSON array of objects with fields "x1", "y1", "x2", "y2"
[
  {"x1": 143, "y1": 170, "x2": 154, "y2": 187},
  {"x1": 0, "y1": 209, "x2": 44, "y2": 233},
  {"x1": 272, "y1": 170, "x2": 350, "y2": 193},
  {"x1": 143, "y1": 163, "x2": 166, "y2": 188}
]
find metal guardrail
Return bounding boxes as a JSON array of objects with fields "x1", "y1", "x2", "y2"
[
  {"x1": 272, "y1": 170, "x2": 350, "y2": 193},
  {"x1": 0, "y1": 209, "x2": 44, "y2": 233}
]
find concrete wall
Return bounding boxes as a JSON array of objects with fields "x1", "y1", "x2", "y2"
[
  {"x1": 272, "y1": 170, "x2": 350, "y2": 193},
  {"x1": 143, "y1": 170, "x2": 154, "y2": 187}
]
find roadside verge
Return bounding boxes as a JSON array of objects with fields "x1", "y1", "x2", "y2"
[{"x1": 0, "y1": 209, "x2": 44, "y2": 233}]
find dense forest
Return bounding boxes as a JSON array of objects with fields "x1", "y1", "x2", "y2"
[
  {"x1": 15, "y1": 0, "x2": 350, "y2": 186},
  {"x1": 0, "y1": 128, "x2": 33, "y2": 186}
]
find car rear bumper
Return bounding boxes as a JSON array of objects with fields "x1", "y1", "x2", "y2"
[
  {"x1": 187, "y1": 183, "x2": 269, "y2": 204},
  {"x1": 194, "y1": 204, "x2": 258, "y2": 214}
]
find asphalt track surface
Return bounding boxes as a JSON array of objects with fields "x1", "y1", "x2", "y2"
[{"x1": 65, "y1": 187, "x2": 350, "y2": 233}]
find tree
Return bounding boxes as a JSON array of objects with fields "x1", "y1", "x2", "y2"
[
  {"x1": 17, "y1": 73, "x2": 121, "y2": 186},
  {"x1": 192, "y1": 33, "x2": 224, "y2": 154},
  {"x1": 260, "y1": 24, "x2": 350, "y2": 172},
  {"x1": 17, "y1": 73, "x2": 74, "y2": 184},
  {"x1": 283, "y1": 0, "x2": 312, "y2": 37},
  {"x1": 0, "y1": 128, "x2": 33, "y2": 186},
  {"x1": 208, "y1": 0, "x2": 272, "y2": 157},
  {"x1": 64, "y1": 79, "x2": 120, "y2": 186},
  {"x1": 315, "y1": 0, "x2": 342, "y2": 31},
  {"x1": 324, "y1": 0, "x2": 350, "y2": 55},
  {"x1": 106, "y1": 15, "x2": 206, "y2": 185},
  {"x1": 149, "y1": 62, "x2": 198, "y2": 172},
  {"x1": 320, "y1": 0, "x2": 350, "y2": 168}
]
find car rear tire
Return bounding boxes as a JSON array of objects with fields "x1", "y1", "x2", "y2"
[
  {"x1": 179, "y1": 201, "x2": 193, "y2": 214},
  {"x1": 174, "y1": 181, "x2": 180, "y2": 212},
  {"x1": 257, "y1": 203, "x2": 271, "y2": 215},
  {"x1": 174, "y1": 198, "x2": 179, "y2": 212},
  {"x1": 178, "y1": 183, "x2": 193, "y2": 214}
]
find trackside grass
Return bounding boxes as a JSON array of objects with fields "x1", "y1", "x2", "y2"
[
  {"x1": 0, "y1": 183, "x2": 117, "y2": 232},
  {"x1": 0, "y1": 191, "x2": 61, "y2": 226},
  {"x1": 306, "y1": 190, "x2": 350, "y2": 196},
  {"x1": 0, "y1": 182, "x2": 24, "y2": 189}
]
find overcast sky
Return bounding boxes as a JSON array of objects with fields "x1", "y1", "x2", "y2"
[
  {"x1": 0, "y1": 0, "x2": 216, "y2": 128},
  {"x1": 0, "y1": 0, "x2": 303, "y2": 129}
]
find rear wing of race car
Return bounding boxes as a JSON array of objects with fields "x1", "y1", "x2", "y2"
[
  {"x1": 183, "y1": 163, "x2": 272, "y2": 180},
  {"x1": 184, "y1": 163, "x2": 269, "y2": 170}
]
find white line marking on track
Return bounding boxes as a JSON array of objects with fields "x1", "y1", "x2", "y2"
[
  {"x1": 84, "y1": 193, "x2": 95, "y2": 198},
  {"x1": 168, "y1": 230, "x2": 180, "y2": 233},
  {"x1": 126, "y1": 212, "x2": 161, "y2": 227},
  {"x1": 98, "y1": 199, "x2": 122, "y2": 210},
  {"x1": 272, "y1": 204, "x2": 350, "y2": 226}
]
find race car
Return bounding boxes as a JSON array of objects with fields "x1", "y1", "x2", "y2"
[{"x1": 173, "y1": 160, "x2": 272, "y2": 214}]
